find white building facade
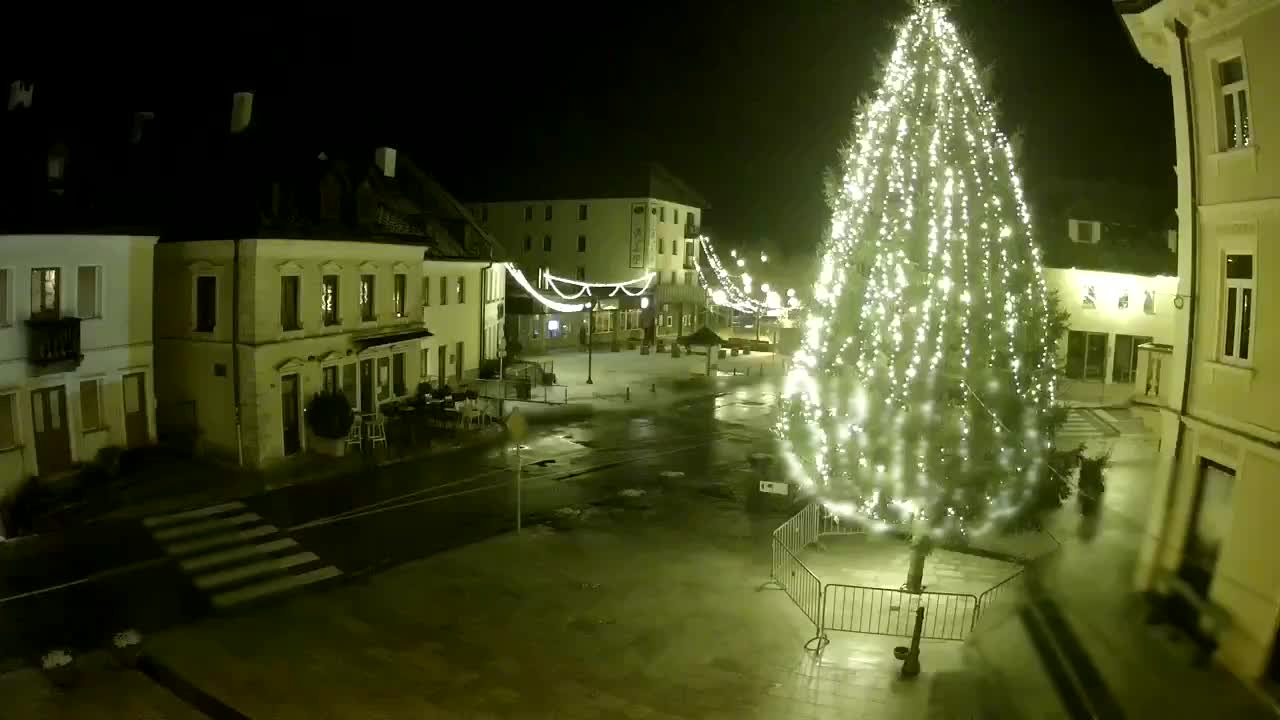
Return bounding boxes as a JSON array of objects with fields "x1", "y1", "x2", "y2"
[
  {"x1": 419, "y1": 258, "x2": 505, "y2": 389},
  {"x1": 0, "y1": 235, "x2": 158, "y2": 495},
  {"x1": 1120, "y1": 0, "x2": 1280, "y2": 687},
  {"x1": 154, "y1": 239, "x2": 431, "y2": 468}
]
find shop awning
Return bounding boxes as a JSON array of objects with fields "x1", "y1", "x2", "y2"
[{"x1": 353, "y1": 326, "x2": 433, "y2": 351}]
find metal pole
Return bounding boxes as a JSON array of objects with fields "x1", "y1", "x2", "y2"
[
  {"x1": 587, "y1": 304, "x2": 594, "y2": 384},
  {"x1": 901, "y1": 606, "x2": 924, "y2": 677},
  {"x1": 516, "y1": 443, "x2": 522, "y2": 534}
]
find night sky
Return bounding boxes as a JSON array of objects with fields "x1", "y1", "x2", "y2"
[{"x1": 32, "y1": 0, "x2": 1172, "y2": 260}]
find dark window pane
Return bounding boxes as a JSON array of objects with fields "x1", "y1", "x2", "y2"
[
  {"x1": 1225, "y1": 95, "x2": 1238, "y2": 148},
  {"x1": 196, "y1": 276, "x2": 216, "y2": 331},
  {"x1": 1225, "y1": 287, "x2": 1237, "y2": 357},
  {"x1": 1226, "y1": 254, "x2": 1253, "y2": 279},
  {"x1": 1220, "y1": 58, "x2": 1244, "y2": 85},
  {"x1": 281, "y1": 276, "x2": 300, "y2": 330},
  {"x1": 1240, "y1": 288, "x2": 1252, "y2": 360}
]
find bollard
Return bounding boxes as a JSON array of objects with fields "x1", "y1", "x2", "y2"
[
  {"x1": 900, "y1": 606, "x2": 924, "y2": 677},
  {"x1": 733, "y1": 367, "x2": 738, "y2": 376},
  {"x1": 626, "y1": 386, "x2": 631, "y2": 402}
]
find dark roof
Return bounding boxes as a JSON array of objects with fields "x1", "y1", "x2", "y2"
[
  {"x1": 1113, "y1": 0, "x2": 1163, "y2": 14},
  {"x1": 678, "y1": 326, "x2": 726, "y2": 347},
  {"x1": 471, "y1": 161, "x2": 709, "y2": 209}
]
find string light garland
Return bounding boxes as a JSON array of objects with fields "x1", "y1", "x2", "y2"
[
  {"x1": 544, "y1": 271, "x2": 655, "y2": 299},
  {"x1": 504, "y1": 263, "x2": 586, "y2": 313},
  {"x1": 694, "y1": 235, "x2": 771, "y2": 314},
  {"x1": 775, "y1": 3, "x2": 1058, "y2": 542}
]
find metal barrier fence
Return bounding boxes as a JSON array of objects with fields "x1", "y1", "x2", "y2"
[
  {"x1": 822, "y1": 584, "x2": 979, "y2": 641},
  {"x1": 475, "y1": 379, "x2": 569, "y2": 405},
  {"x1": 768, "y1": 502, "x2": 1044, "y2": 649}
]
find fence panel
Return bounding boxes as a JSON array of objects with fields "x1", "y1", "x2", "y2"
[
  {"x1": 823, "y1": 585, "x2": 978, "y2": 641},
  {"x1": 771, "y1": 538, "x2": 824, "y2": 636},
  {"x1": 974, "y1": 568, "x2": 1027, "y2": 629},
  {"x1": 773, "y1": 503, "x2": 820, "y2": 556}
]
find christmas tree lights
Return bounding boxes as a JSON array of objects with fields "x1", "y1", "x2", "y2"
[{"x1": 776, "y1": 3, "x2": 1059, "y2": 546}]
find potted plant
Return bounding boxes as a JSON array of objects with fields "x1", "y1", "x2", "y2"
[
  {"x1": 306, "y1": 391, "x2": 354, "y2": 457},
  {"x1": 1078, "y1": 450, "x2": 1111, "y2": 516},
  {"x1": 41, "y1": 649, "x2": 77, "y2": 689},
  {"x1": 110, "y1": 629, "x2": 142, "y2": 668}
]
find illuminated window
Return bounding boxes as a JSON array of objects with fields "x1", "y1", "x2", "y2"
[
  {"x1": 1144, "y1": 290, "x2": 1155, "y2": 315},
  {"x1": 1082, "y1": 285, "x2": 1096, "y2": 310},
  {"x1": 30, "y1": 267, "x2": 60, "y2": 317},
  {"x1": 456, "y1": 276, "x2": 465, "y2": 304},
  {"x1": 322, "y1": 275, "x2": 339, "y2": 325},
  {"x1": 1117, "y1": 291, "x2": 1129, "y2": 311},
  {"x1": 393, "y1": 273, "x2": 407, "y2": 317},
  {"x1": 360, "y1": 274, "x2": 375, "y2": 321},
  {"x1": 1218, "y1": 57, "x2": 1251, "y2": 150}
]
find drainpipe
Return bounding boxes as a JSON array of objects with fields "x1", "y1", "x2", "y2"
[
  {"x1": 1155, "y1": 19, "x2": 1199, "y2": 576},
  {"x1": 232, "y1": 237, "x2": 244, "y2": 467}
]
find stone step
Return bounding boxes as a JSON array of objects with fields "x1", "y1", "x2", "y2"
[
  {"x1": 164, "y1": 525, "x2": 278, "y2": 556},
  {"x1": 180, "y1": 538, "x2": 299, "y2": 573},
  {"x1": 211, "y1": 566, "x2": 343, "y2": 609},
  {"x1": 193, "y1": 552, "x2": 319, "y2": 590},
  {"x1": 143, "y1": 501, "x2": 248, "y2": 528},
  {"x1": 151, "y1": 513, "x2": 263, "y2": 542}
]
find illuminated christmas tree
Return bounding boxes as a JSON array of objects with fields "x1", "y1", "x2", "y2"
[{"x1": 776, "y1": 3, "x2": 1064, "y2": 590}]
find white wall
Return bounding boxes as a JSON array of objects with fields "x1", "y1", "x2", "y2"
[
  {"x1": 419, "y1": 259, "x2": 500, "y2": 387},
  {"x1": 1044, "y1": 268, "x2": 1178, "y2": 382},
  {"x1": 0, "y1": 235, "x2": 157, "y2": 494}
]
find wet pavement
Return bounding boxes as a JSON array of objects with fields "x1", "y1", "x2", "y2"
[{"x1": 0, "y1": 378, "x2": 783, "y2": 670}]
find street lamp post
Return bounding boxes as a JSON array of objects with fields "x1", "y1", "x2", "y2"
[{"x1": 586, "y1": 302, "x2": 594, "y2": 385}]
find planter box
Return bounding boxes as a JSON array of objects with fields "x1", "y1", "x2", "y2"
[{"x1": 308, "y1": 432, "x2": 347, "y2": 458}]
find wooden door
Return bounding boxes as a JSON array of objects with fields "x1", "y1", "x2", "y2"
[
  {"x1": 123, "y1": 372, "x2": 148, "y2": 448},
  {"x1": 281, "y1": 373, "x2": 301, "y2": 456},
  {"x1": 31, "y1": 386, "x2": 72, "y2": 475}
]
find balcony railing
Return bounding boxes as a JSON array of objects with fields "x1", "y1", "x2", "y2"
[
  {"x1": 1134, "y1": 342, "x2": 1173, "y2": 408},
  {"x1": 26, "y1": 315, "x2": 83, "y2": 367}
]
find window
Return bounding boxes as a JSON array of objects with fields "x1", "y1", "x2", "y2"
[
  {"x1": 670, "y1": 271, "x2": 678, "y2": 285},
  {"x1": 672, "y1": 240, "x2": 678, "y2": 255},
  {"x1": 0, "y1": 393, "x2": 15, "y2": 450},
  {"x1": 578, "y1": 204, "x2": 588, "y2": 220},
  {"x1": 195, "y1": 276, "x2": 216, "y2": 331},
  {"x1": 393, "y1": 273, "x2": 407, "y2": 318},
  {"x1": 30, "y1": 267, "x2": 59, "y2": 317},
  {"x1": 673, "y1": 209, "x2": 680, "y2": 225},
  {"x1": 393, "y1": 352, "x2": 406, "y2": 396},
  {"x1": 1144, "y1": 290, "x2": 1156, "y2": 315},
  {"x1": 543, "y1": 205, "x2": 553, "y2": 221},
  {"x1": 456, "y1": 276, "x2": 466, "y2": 304},
  {"x1": 659, "y1": 207, "x2": 666, "y2": 222},
  {"x1": 576, "y1": 266, "x2": 586, "y2": 281},
  {"x1": 1065, "y1": 330, "x2": 1108, "y2": 381},
  {"x1": 77, "y1": 266, "x2": 101, "y2": 318},
  {"x1": 80, "y1": 379, "x2": 103, "y2": 431},
  {"x1": 524, "y1": 236, "x2": 532, "y2": 252},
  {"x1": 377, "y1": 357, "x2": 391, "y2": 401},
  {"x1": 0, "y1": 269, "x2": 9, "y2": 326},
  {"x1": 420, "y1": 348, "x2": 430, "y2": 378},
  {"x1": 1218, "y1": 57, "x2": 1251, "y2": 150},
  {"x1": 1222, "y1": 253, "x2": 1255, "y2": 363},
  {"x1": 1081, "y1": 285, "x2": 1096, "y2": 310},
  {"x1": 280, "y1": 275, "x2": 301, "y2": 330},
  {"x1": 1117, "y1": 291, "x2": 1129, "y2": 311},
  {"x1": 422, "y1": 276, "x2": 430, "y2": 307},
  {"x1": 440, "y1": 275, "x2": 448, "y2": 306},
  {"x1": 360, "y1": 274, "x2": 375, "y2": 321},
  {"x1": 577, "y1": 235, "x2": 587, "y2": 252},
  {"x1": 1112, "y1": 334, "x2": 1153, "y2": 383},
  {"x1": 1181, "y1": 459, "x2": 1236, "y2": 597},
  {"x1": 322, "y1": 365, "x2": 338, "y2": 394},
  {"x1": 543, "y1": 235, "x2": 552, "y2": 252},
  {"x1": 658, "y1": 239, "x2": 665, "y2": 254},
  {"x1": 322, "y1": 275, "x2": 339, "y2": 326},
  {"x1": 341, "y1": 363, "x2": 357, "y2": 408},
  {"x1": 524, "y1": 206, "x2": 533, "y2": 221}
]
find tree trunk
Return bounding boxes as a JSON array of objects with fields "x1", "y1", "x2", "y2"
[{"x1": 905, "y1": 538, "x2": 930, "y2": 593}]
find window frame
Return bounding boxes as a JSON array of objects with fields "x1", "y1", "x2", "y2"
[
  {"x1": 0, "y1": 267, "x2": 13, "y2": 327},
  {"x1": 543, "y1": 235, "x2": 552, "y2": 252},
  {"x1": 76, "y1": 265, "x2": 103, "y2": 319},
  {"x1": 321, "y1": 274, "x2": 340, "y2": 326},
  {"x1": 322, "y1": 365, "x2": 339, "y2": 395},
  {"x1": 194, "y1": 274, "x2": 217, "y2": 333},
  {"x1": 456, "y1": 276, "x2": 466, "y2": 305},
  {"x1": 524, "y1": 206, "x2": 533, "y2": 221},
  {"x1": 578, "y1": 204, "x2": 588, "y2": 221},
  {"x1": 30, "y1": 267, "x2": 61, "y2": 318},
  {"x1": 0, "y1": 391, "x2": 17, "y2": 451},
  {"x1": 577, "y1": 235, "x2": 587, "y2": 253},
  {"x1": 359, "y1": 274, "x2": 377, "y2": 322},
  {"x1": 440, "y1": 275, "x2": 449, "y2": 306},
  {"x1": 544, "y1": 204, "x2": 553, "y2": 221},
  {"x1": 280, "y1": 273, "x2": 302, "y2": 331},
  {"x1": 79, "y1": 378, "x2": 105, "y2": 432},
  {"x1": 393, "y1": 273, "x2": 407, "y2": 318},
  {"x1": 1215, "y1": 54, "x2": 1251, "y2": 151},
  {"x1": 1220, "y1": 251, "x2": 1256, "y2": 366}
]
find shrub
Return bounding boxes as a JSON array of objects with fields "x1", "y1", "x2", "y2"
[
  {"x1": 306, "y1": 391, "x2": 354, "y2": 439},
  {"x1": 479, "y1": 359, "x2": 501, "y2": 380},
  {"x1": 417, "y1": 381, "x2": 434, "y2": 398}
]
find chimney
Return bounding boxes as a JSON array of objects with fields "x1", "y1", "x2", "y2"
[
  {"x1": 375, "y1": 147, "x2": 397, "y2": 178},
  {"x1": 230, "y1": 91, "x2": 253, "y2": 134},
  {"x1": 8, "y1": 80, "x2": 33, "y2": 111}
]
